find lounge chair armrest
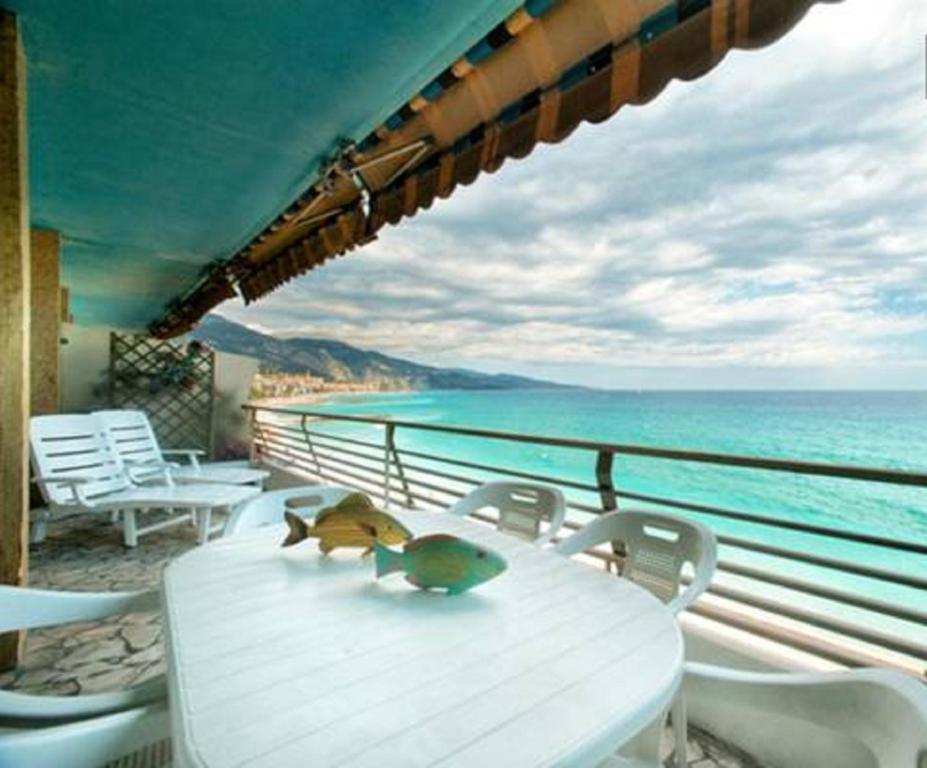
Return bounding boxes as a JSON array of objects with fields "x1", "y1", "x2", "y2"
[
  {"x1": 32, "y1": 474, "x2": 94, "y2": 485},
  {"x1": 123, "y1": 459, "x2": 179, "y2": 468},
  {"x1": 0, "y1": 586, "x2": 160, "y2": 633},
  {"x1": 32, "y1": 474, "x2": 99, "y2": 508},
  {"x1": 123, "y1": 460, "x2": 176, "y2": 486},
  {"x1": 161, "y1": 448, "x2": 205, "y2": 469}
]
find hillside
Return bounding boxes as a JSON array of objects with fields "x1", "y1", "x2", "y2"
[{"x1": 191, "y1": 315, "x2": 570, "y2": 391}]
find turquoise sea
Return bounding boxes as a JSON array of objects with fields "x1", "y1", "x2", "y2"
[{"x1": 296, "y1": 389, "x2": 927, "y2": 647}]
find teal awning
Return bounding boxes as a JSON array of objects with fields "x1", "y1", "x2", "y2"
[{"x1": 8, "y1": 0, "x2": 524, "y2": 328}]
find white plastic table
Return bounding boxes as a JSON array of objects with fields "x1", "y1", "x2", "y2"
[{"x1": 163, "y1": 509, "x2": 683, "y2": 768}]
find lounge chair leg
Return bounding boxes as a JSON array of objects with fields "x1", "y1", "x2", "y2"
[
  {"x1": 672, "y1": 692, "x2": 687, "y2": 768},
  {"x1": 123, "y1": 509, "x2": 139, "y2": 548},
  {"x1": 196, "y1": 508, "x2": 212, "y2": 545},
  {"x1": 29, "y1": 509, "x2": 49, "y2": 544}
]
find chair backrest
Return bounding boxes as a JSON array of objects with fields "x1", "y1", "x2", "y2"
[
  {"x1": 30, "y1": 414, "x2": 132, "y2": 507},
  {"x1": 684, "y1": 663, "x2": 927, "y2": 768},
  {"x1": 447, "y1": 481, "x2": 566, "y2": 545},
  {"x1": 224, "y1": 485, "x2": 353, "y2": 536},
  {"x1": 95, "y1": 409, "x2": 164, "y2": 469},
  {"x1": 555, "y1": 510, "x2": 717, "y2": 612}
]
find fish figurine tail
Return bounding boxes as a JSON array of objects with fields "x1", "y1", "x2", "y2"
[
  {"x1": 282, "y1": 510, "x2": 312, "y2": 547},
  {"x1": 373, "y1": 542, "x2": 404, "y2": 579}
]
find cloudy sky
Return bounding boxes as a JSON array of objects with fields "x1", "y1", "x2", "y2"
[{"x1": 218, "y1": 1, "x2": 927, "y2": 389}]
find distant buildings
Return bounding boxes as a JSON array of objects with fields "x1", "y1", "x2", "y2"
[{"x1": 249, "y1": 372, "x2": 410, "y2": 401}]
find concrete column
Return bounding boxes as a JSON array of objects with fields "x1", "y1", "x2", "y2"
[
  {"x1": 0, "y1": 9, "x2": 30, "y2": 670},
  {"x1": 30, "y1": 229, "x2": 62, "y2": 416}
]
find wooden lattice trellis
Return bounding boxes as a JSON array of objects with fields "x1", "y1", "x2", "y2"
[{"x1": 110, "y1": 333, "x2": 215, "y2": 455}]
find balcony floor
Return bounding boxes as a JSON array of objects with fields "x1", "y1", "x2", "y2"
[{"x1": 2, "y1": 513, "x2": 765, "y2": 768}]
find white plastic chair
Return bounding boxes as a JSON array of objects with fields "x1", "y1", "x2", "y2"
[
  {"x1": 558, "y1": 510, "x2": 717, "y2": 768},
  {"x1": 0, "y1": 586, "x2": 165, "y2": 723},
  {"x1": 96, "y1": 409, "x2": 268, "y2": 488},
  {"x1": 555, "y1": 510, "x2": 717, "y2": 614},
  {"x1": 30, "y1": 414, "x2": 260, "y2": 546},
  {"x1": 447, "y1": 481, "x2": 566, "y2": 545},
  {"x1": 684, "y1": 662, "x2": 927, "y2": 768},
  {"x1": 224, "y1": 485, "x2": 353, "y2": 536},
  {"x1": 0, "y1": 704, "x2": 170, "y2": 768}
]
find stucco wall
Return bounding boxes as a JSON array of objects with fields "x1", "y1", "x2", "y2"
[
  {"x1": 212, "y1": 350, "x2": 259, "y2": 459},
  {"x1": 59, "y1": 323, "x2": 113, "y2": 413}
]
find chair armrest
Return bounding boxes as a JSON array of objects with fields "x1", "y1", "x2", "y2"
[
  {"x1": 32, "y1": 474, "x2": 94, "y2": 485},
  {"x1": 122, "y1": 460, "x2": 176, "y2": 486},
  {"x1": 554, "y1": 513, "x2": 620, "y2": 557},
  {"x1": 32, "y1": 474, "x2": 97, "y2": 508},
  {"x1": 537, "y1": 489, "x2": 567, "y2": 546},
  {"x1": 669, "y1": 523, "x2": 717, "y2": 614},
  {"x1": 0, "y1": 586, "x2": 160, "y2": 633},
  {"x1": 161, "y1": 448, "x2": 205, "y2": 469},
  {"x1": 0, "y1": 674, "x2": 166, "y2": 722},
  {"x1": 123, "y1": 459, "x2": 179, "y2": 468},
  {"x1": 0, "y1": 703, "x2": 170, "y2": 768}
]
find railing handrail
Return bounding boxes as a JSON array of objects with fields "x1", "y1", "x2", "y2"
[
  {"x1": 243, "y1": 403, "x2": 927, "y2": 488},
  {"x1": 247, "y1": 401, "x2": 927, "y2": 674}
]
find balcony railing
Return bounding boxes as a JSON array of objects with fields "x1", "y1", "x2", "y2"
[{"x1": 244, "y1": 403, "x2": 927, "y2": 677}]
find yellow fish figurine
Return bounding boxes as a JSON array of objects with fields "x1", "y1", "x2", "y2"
[{"x1": 281, "y1": 492, "x2": 412, "y2": 556}]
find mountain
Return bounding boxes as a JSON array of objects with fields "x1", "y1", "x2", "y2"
[{"x1": 191, "y1": 315, "x2": 572, "y2": 391}]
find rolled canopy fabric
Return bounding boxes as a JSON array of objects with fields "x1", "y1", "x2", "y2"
[{"x1": 152, "y1": 0, "x2": 838, "y2": 337}]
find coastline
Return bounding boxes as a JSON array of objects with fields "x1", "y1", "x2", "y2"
[{"x1": 247, "y1": 388, "x2": 412, "y2": 409}]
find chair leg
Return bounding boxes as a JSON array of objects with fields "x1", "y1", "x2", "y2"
[
  {"x1": 618, "y1": 706, "x2": 666, "y2": 765},
  {"x1": 672, "y1": 692, "x2": 687, "y2": 768},
  {"x1": 29, "y1": 509, "x2": 49, "y2": 544},
  {"x1": 196, "y1": 508, "x2": 212, "y2": 545},
  {"x1": 123, "y1": 509, "x2": 139, "y2": 548},
  {"x1": 110, "y1": 510, "x2": 120, "y2": 524}
]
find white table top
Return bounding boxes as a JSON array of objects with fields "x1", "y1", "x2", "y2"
[{"x1": 163, "y1": 510, "x2": 683, "y2": 768}]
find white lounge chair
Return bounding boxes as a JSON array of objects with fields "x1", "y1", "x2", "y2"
[
  {"x1": 224, "y1": 485, "x2": 353, "y2": 536},
  {"x1": 558, "y1": 510, "x2": 718, "y2": 768},
  {"x1": 684, "y1": 662, "x2": 927, "y2": 768},
  {"x1": 96, "y1": 409, "x2": 268, "y2": 488},
  {"x1": 0, "y1": 585, "x2": 165, "y2": 723},
  {"x1": 447, "y1": 481, "x2": 566, "y2": 545},
  {"x1": 0, "y1": 704, "x2": 170, "y2": 768},
  {"x1": 30, "y1": 414, "x2": 260, "y2": 546}
]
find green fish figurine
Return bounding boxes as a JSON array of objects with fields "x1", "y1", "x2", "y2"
[
  {"x1": 372, "y1": 533, "x2": 507, "y2": 594},
  {"x1": 282, "y1": 492, "x2": 412, "y2": 556}
]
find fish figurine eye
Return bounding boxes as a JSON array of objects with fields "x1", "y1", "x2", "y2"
[{"x1": 476, "y1": 550, "x2": 486, "y2": 559}]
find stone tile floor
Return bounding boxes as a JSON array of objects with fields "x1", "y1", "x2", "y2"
[{"x1": 2, "y1": 513, "x2": 764, "y2": 768}]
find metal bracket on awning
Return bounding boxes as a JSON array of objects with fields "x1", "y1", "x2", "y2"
[
  {"x1": 289, "y1": 205, "x2": 349, "y2": 235},
  {"x1": 348, "y1": 138, "x2": 431, "y2": 176},
  {"x1": 285, "y1": 137, "x2": 432, "y2": 228}
]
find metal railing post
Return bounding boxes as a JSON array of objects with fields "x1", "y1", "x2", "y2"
[
  {"x1": 248, "y1": 408, "x2": 260, "y2": 465},
  {"x1": 596, "y1": 450, "x2": 617, "y2": 512},
  {"x1": 387, "y1": 426, "x2": 415, "y2": 509},
  {"x1": 300, "y1": 414, "x2": 321, "y2": 474},
  {"x1": 383, "y1": 424, "x2": 394, "y2": 507}
]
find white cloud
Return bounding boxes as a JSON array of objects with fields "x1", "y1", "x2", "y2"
[{"x1": 218, "y1": 0, "x2": 927, "y2": 388}]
